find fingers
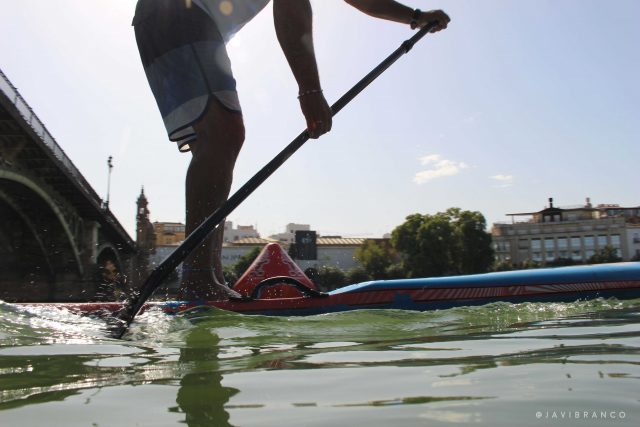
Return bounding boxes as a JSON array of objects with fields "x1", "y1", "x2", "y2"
[
  {"x1": 422, "y1": 10, "x2": 451, "y2": 33},
  {"x1": 308, "y1": 119, "x2": 330, "y2": 139},
  {"x1": 299, "y1": 91, "x2": 332, "y2": 139}
]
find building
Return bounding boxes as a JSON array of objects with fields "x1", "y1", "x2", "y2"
[
  {"x1": 223, "y1": 221, "x2": 260, "y2": 243},
  {"x1": 152, "y1": 220, "x2": 259, "y2": 246},
  {"x1": 148, "y1": 216, "x2": 375, "y2": 276},
  {"x1": 269, "y1": 223, "x2": 311, "y2": 244},
  {"x1": 492, "y1": 198, "x2": 640, "y2": 265},
  {"x1": 222, "y1": 237, "x2": 276, "y2": 266},
  {"x1": 303, "y1": 236, "x2": 367, "y2": 271},
  {"x1": 153, "y1": 221, "x2": 185, "y2": 246},
  {"x1": 222, "y1": 234, "x2": 369, "y2": 271}
]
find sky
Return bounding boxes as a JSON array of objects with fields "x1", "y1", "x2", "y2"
[{"x1": 0, "y1": 0, "x2": 638, "y2": 239}]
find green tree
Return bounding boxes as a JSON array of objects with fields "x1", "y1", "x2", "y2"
[
  {"x1": 354, "y1": 239, "x2": 399, "y2": 279},
  {"x1": 233, "y1": 246, "x2": 262, "y2": 278},
  {"x1": 520, "y1": 260, "x2": 542, "y2": 270},
  {"x1": 222, "y1": 265, "x2": 238, "y2": 286},
  {"x1": 346, "y1": 266, "x2": 372, "y2": 284},
  {"x1": 391, "y1": 209, "x2": 494, "y2": 278},
  {"x1": 492, "y1": 259, "x2": 514, "y2": 272},
  {"x1": 547, "y1": 257, "x2": 580, "y2": 267},
  {"x1": 588, "y1": 246, "x2": 622, "y2": 264},
  {"x1": 448, "y1": 208, "x2": 495, "y2": 274},
  {"x1": 313, "y1": 266, "x2": 347, "y2": 291},
  {"x1": 385, "y1": 263, "x2": 405, "y2": 279}
]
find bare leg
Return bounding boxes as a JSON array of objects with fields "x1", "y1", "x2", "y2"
[{"x1": 178, "y1": 99, "x2": 244, "y2": 300}]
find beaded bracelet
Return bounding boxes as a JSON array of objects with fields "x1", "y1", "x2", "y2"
[{"x1": 298, "y1": 89, "x2": 323, "y2": 99}]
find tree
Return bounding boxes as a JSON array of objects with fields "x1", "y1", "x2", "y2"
[
  {"x1": 233, "y1": 246, "x2": 262, "y2": 278},
  {"x1": 448, "y1": 208, "x2": 495, "y2": 274},
  {"x1": 391, "y1": 209, "x2": 494, "y2": 278},
  {"x1": 223, "y1": 265, "x2": 238, "y2": 286},
  {"x1": 346, "y1": 266, "x2": 372, "y2": 284},
  {"x1": 588, "y1": 246, "x2": 622, "y2": 264},
  {"x1": 547, "y1": 257, "x2": 580, "y2": 267},
  {"x1": 354, "y1": 239, "x2": 399, "y2": 279},
  {"x1": 493, "y1": 259, "x2": 514, "y2": 272},
  {"x1": 313, "y1": 266, "x2": 347, "y2": 291}
]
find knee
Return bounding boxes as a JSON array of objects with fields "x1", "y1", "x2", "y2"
[{"x1": 192, "y1": 110, "x2": 245, "y2": 161}]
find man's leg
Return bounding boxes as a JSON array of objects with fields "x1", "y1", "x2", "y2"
[{"x1": 179, "y1": 99, "x2": 244, "y2": 300}]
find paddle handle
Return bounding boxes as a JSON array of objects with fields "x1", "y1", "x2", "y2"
[{"x1": 111, "y1": 22, "x2": 439, "y2": 338}]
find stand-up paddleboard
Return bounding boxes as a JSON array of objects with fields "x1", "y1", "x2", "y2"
[{"x1": 19, "y1": 246, "x2": 640, "y2": 318}]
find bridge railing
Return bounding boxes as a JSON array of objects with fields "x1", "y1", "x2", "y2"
[
  {"x1": 0, "y1": 68, "x2": 135, "y2": 248},
  {"x1": 0, "y1": 68, "x2": 99, "y2": 201}
]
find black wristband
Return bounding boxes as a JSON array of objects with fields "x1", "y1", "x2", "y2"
[{"x1": 410, "y1": 9, "x2": 421, "y2": 30}]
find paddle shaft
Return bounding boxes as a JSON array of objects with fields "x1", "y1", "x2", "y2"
[{"x1": 112, "y1": 22, "x2": 438, "y2": 338}]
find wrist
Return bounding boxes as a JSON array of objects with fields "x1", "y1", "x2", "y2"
[
  {"x1": 409, "y1": 9, "x2": 422, "y2": 29},
  {"x1": 298, "y1": 88, "x2": 323, "y2": 99}
]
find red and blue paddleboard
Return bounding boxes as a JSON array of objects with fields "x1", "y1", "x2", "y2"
[{"x1": 23, "y1": 244, "x2": 640, "y2": 318}]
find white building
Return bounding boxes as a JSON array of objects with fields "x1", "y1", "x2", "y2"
[
  {"x1": 626, "y1": 228, "x2": 640, "y2": 260},
  {"x1": 269, "y1": 223, "x2": 311, "y2": 244},
  {"x1": 223, "y1": 221, "x2": 260, "y2": 243},
  {"x1": 304, "y1": 236, "x2": 367, "y2": 271}
]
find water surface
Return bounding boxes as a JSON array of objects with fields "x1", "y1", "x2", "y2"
[{"x1": 1, "y1": 298, "x2": 639, "y2": 426}]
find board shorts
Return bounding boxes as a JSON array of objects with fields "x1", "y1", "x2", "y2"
[{"x1": 133, "y1": 0, "x2": 242, "y2": 153}]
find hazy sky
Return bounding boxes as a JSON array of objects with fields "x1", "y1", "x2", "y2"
[{"x1": 1, "y1": 0, "x2": 638, "y2": 239}]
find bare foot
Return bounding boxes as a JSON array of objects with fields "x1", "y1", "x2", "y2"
[{"x1": 178, "y1": 272, "x2": 241, "y2": 300}]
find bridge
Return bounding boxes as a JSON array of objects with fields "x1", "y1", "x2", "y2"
[{"x1": 0, "y1": 68, "x2": 138, "y2": 302}]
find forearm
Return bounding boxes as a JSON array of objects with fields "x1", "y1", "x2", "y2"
[
  {"x1": 273, "y1": 0, "x2": 322, "y2": 92},
  {"x1": 344, "y1": 0, "x2": 414, "y2": 24}
]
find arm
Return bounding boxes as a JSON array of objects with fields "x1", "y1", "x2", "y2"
[
  {"x1": 273, "y1": 0, "x2": 332, "y2": 139},
  {"x1": 344, "y1": 0, "x2": 450, "y2": 32}
]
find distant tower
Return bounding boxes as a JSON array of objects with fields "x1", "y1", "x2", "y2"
[
  {"x1": 136, "y1": 187, "x2": 151, "y2": 243},
  {"x1": 133, "y1": 187, "x2": 156, "y2": 287}
]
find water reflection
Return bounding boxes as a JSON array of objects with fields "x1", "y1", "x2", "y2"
[{"x1": 173, "y1": 327, "x2": 238, "y2": 427}]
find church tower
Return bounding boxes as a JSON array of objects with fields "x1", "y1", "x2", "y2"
[
  {"x1": 132, "y1": 187, "x2": 156, "y2": 288},
  {"x1": 136, "y1": 187, "x2": 152, "y2": 244}
]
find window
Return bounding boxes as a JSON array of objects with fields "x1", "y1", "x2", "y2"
[
  {"x1": 584, "y1": 236, "x2": 595, "y2": 248},
  {"x1": 544, "y1": 238, "x2": 555, "y2": 250},
  {"x1": 611, "y1": 235, "x2": 621, "y2": 247},
  {"x1": 530, "y1": 239, "x2": 541, "y2": 250},
  {"x1": 546, "y1": 252, "x2": 555, "y2": 261},
  {"x1": 572, "y1": 250, "x2": 582, "y2": 261},
  {"x1": 495, "y1": 241, "x2": 511, "y2": 252},
  {"x1": 532, "y1": 252, "x2": 542, "y2": 262},
  {"x1": 570, "y1": 236, "x2": 581, "y2": 248},
  {"x1": 597, "y1": 235, "x2": 608, "y2": 247},
  {"x1": 557, "y1": 237, "x2": 568, "y2": 249}
]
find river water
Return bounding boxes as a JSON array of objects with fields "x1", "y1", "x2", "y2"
[{"x1": 1, "y1": 298, "x2": 639, "y2": 426}]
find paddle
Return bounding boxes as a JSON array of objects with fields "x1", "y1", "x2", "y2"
[{"x1": 110, "y1": 21, "x2": 439, "y2": 338}]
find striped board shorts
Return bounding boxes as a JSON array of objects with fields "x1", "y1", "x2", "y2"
[{"x1": 133, "y1": 0, "x2": 242, "y2": 152}]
